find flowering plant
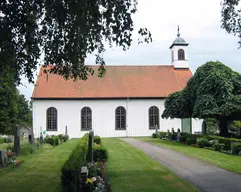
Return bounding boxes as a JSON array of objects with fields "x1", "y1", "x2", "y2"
[
  {"x1": 8, "y1": 159, "x2": 22, "y2": 168},
  {"x1": 5, "y1": 151, "x2": 16, "y2": 158}
]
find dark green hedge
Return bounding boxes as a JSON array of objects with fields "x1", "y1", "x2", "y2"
[
  {"x1": 44, "y1": 136, "x2": 60, "y2": 146},
  {"x1": 94, "y1": 136, "x2": 101, "y2": 144},
  {"x1": 204, "y1": 136, "x2": 241, "y2": 150},
  {"x1": 61, "y1": 134, "x2": 88, "y2": 192},
  {"x1": 93, "y1": 145, "x2": 108, "y2": 162}
]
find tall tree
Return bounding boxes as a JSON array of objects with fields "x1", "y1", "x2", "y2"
[
  {"x1": 221, "y1": 0, "x2": 241, "y2": 47},
  {"x1": 162, "y1": 61, "x2": 241, "y2": 137},
  {"x1": 0, "y1": 0, "x2": 152, "y2": 84},
  {"x1": 16, "y1": 93, "x2": 32, "y2": 129},
  {"x1": 0, "y1": 68, "x2": 18, "y2": 135}
]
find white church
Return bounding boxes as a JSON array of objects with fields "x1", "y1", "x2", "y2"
[{"x1": 32, "y1": 30, "x2": 203, "y2": 138}]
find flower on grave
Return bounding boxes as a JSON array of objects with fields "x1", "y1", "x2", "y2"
[
  {"x1": 86, "y1": 178, "x2": 93, "y2": 185},
  {"x1": 5, "y1": 151, "x2": 16, "y2": 158},
  {"x1": 92, "y1": 177, "x2": 97, "y2": 182}
]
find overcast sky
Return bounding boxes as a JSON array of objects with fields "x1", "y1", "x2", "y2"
[{"x1": 18, "y1": 0, "x2": 241, "y2": 100}]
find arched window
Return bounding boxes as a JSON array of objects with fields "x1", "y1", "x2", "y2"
[
  {"x1": 81, "y1": 107, "x2": 92, "y2": 130},
  {"x1": 178, "y1": 49, "x2": 185, "y2": 60},
  {"x1": 116, "y1": 106, "x2": 126, "y2": 130},
  {"x1": 46, "y1": 107, "x2": 58, "y2": 131},
  {"x1": 149, "y1": 106, "x2": 159, "y2": 129}
]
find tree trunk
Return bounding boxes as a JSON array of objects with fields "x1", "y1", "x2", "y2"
[{"x1": 218, "y1": 118, "x2": 229, "y2": 137}]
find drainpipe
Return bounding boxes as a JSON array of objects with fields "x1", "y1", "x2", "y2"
[{"x1": 126, "y1": 98, "x2": 129, "y2": 137}]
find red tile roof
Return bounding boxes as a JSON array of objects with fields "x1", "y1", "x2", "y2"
[{"x1": 32, "y1": 65, "x2": 192, "y2": 99}]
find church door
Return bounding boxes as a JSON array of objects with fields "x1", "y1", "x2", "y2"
[{"x1": 182, "y1": 118, "x2": 192, "y2": 133}]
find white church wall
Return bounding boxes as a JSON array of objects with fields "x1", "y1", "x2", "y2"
[{"x1": 32, "y1": 99, "x2": 203, "y2": 138}]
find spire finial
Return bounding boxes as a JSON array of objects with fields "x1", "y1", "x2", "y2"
[{"x1": 177, "y1": 25, "x2": 180, "y2": 37}]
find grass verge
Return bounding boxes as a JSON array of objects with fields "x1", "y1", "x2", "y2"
[
  {"x1": 104, "y1": 138, "x2": 198, "y2": 192},
  {"x1": 0, "y1": 139, "x2": 80, "y2": 192},
  {"x1": 138, "y1": 137, "x2": 241, "y2": 174}
]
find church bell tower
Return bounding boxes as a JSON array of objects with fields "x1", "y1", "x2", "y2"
[{"x1": 170, "y1": 26, "x2": 189, "y2": 69}]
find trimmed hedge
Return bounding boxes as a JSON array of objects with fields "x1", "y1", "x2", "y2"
[
  {"x1": 44, "y1": 136, "x2": 60, "y2": 146},
  {"x1": 197, "y1": 138, "x2": 209, "y2": 148},
  {"x1": 232, "y1": 143, "x2": 241, "y2": 155},
  {"x1": 94, "y1": 136, "x2": 101, "y2": 144},
  {"x1": 93, "y1": 145, "x2": 108, "y2": 162},
  {"x1": 61, "y1": 134, "x2": 88, "y2": 192},
  {"x1": 205, "y1": 136, "x2": 241, "y2": 150},
  {"x1": 152, "y1": 133, "x2": 158, "y2": 138},
  {"x1": 186, "y1": 137, "x2": 196, "y2": 145},
  {"x1": 214, "y1": 143, "x2": 225, "y2": 151}
]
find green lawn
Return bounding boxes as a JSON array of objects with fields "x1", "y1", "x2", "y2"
[
  {"x1": 0, "y1": 139, "x2": 80, "y2": 192},
  {"x1": 105, "y1": 138, "x2": 198, "y2": 192},
  {"x1": 139, "y1": 137, "x2": 241, "y2": 174}
]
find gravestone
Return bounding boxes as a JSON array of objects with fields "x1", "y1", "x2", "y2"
[
  {"x1": 28, "y1": 134, "x2": 34, "y2": 145},
  {"x1": 13, "y1": 126, "x2": 20, "y2": 155},
  {"x1": 88, "y1": 130, "x2": 94, "y2": 163},
  {"x1": 202, "y1": 120, "x2": 207, "y2": 135},
  {"x1": 40, "y1": 133, "x2": 44, "y2": 145},
  {"x1": 177, "y1": 128, "x2": 181, "y2": 142},
  {"x1": 0, "y1": 150, "x2": 7, "y2": 167},
  {"x1": 171, "y1": 127, "x2": 175, "y2": 141},
  {"x1": 65, "y1": 125, "x2": 68, "y2": 135},
  {"x1": 155, "y1": 124, "x2": 158, "y2": 134}
]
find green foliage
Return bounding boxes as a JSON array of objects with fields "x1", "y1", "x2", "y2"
[
  {"x1": 197, "y1": 138, "x2": 209, "y2": 148},
  {"x1": 0, "y1": 68, "x2": 18, "y2": 135},
  {"x1": 44, "y1": 136, "x2": 60, "y2": 146},
  {"x1": 0, "y1": 0, "x2": 152, "y2": 84},
  {"x1": 62, "y1": 135, "x2": 69, "y2": 142},
  {"x1": 20, "y1": 143, "x2": 35, "y2": 155},
  {"x1": 205, "y1": 118, "x2": 219, "y2": 134},
  {"x1": 94, "y1": 136, "x2": 101, "y2": 144},
  {"x1": 93, "y1": 145, "x2": 108, "y2": 162},
  {"x1": 159, "y1": 132, "x2": 167, "y2": 139},
  {"x1": 152, "y1": 133, "x2": 158, "y2": 138},
  {"x1": 232, "y1": 143, "x2": 241, "y2": 155},
  {"x1": 185, "y1": 137, "x2": 196, "y2": 145},
  {"x1": 221, "y1": 1, "x2": 241, "y2": 47},
  {"x1": 179, "y1": 135, "x2": 187, "y2": 143},
  {"x1": 0, "y1": 138, "x2": 4, "y2": 144},
  {"x1": 57, "y1": 134, "x2": 69, "y2": 143},
  {"x1": 214, "y1": 143, "x2": 225, "y2": 151},
  {"x1": 61, "y1": 134, "x2": 88, "y2": 192},
  {"x1": 162, "y1": 61, "x2": 241, "y2": 137}
]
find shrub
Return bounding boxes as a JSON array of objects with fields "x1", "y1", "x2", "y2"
[
  {"x1": 62, "y1": 135, "x2": 69, "y2": 142},
  {"x1": 186, "y1": 137, "x2": 196, "y2": 145},
  {"x1": 179, "y1": 135, "x2": 187, "y2": 143},
  {"x1": 61, "y1": 134, "x2": 88, "y2": 192},
  {"x1": 159, "y1": 132, "x2": 167, "y2": 139},
  {"x1": 93, "y1": 145, "x2": 108, "y2": 162},
  {"x1": 197, "y1": 138, "x2": 209, "y2": 148},
  {"x1": 214, "y1": 143, "x2": 225, "y2": 151},
  {"x1": 44, "y1": 136, "x2": 60, "y2": 146},
  {"x1": 152, "y1": 133, "x2": 158, "y2": 138},
  {"x1": 20, "y1": 143, "x2": 35, "y2": 155},
  {"x1": 4, "y1": 137, "x2": 13, "y2": 143},
  {"x1": 94, "y1": 136, "x2": 101, "y2": 144},
  {"x1": 0, "y1": 138, "x2": 4, "y2": 144},
  {"x1": 232, "y1": 143, "x2": 241, "y2": 155},
  {"x1": 204, "y1": 136, "x2": 241, "y2": 150},
  {"x1": 208, "y1": 139, "x2": 219, "y2": 147}
]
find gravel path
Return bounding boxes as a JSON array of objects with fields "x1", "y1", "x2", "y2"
[{"x1": 122, "y1": 138, "x2": 241, "y2": 192}]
